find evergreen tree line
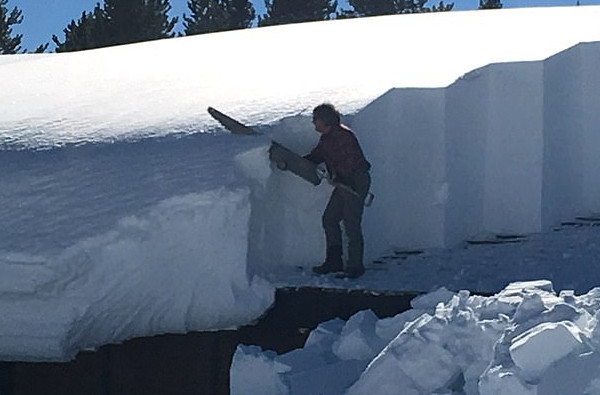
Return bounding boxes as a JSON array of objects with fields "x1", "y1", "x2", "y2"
[
  {"x1": 0, "y1": 0, "x2": 47, "y2": 54},
  {"x1": 1, "y1": 0, "x2": 504, "y2": 54}
]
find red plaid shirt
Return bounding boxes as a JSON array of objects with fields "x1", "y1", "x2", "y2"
[{"x1": 305, "y1": 124, "x2": 370, "y2": 177}]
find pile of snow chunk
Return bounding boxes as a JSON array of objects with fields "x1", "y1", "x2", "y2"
[{"x1": 231, "y1": 280, "x2": 600, "y2": 395}]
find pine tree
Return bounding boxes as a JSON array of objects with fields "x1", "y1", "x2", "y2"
[
  {"x1": 102, "y1": 0, "x2": 178, "y2": 45},
  {"x1": 184, "y1": 0, "x2": 228, "y2": 35},
  {"x1": 479, "y1": 0, "x2": 502, "y2": 9},
  {"x1": 343, "y1": 0, "x2": 398, "y2": 17},
  {"x1": 33, "y1": 43, "x2": 49, "y2": 53},
  {"x1": 184, "y1": 0, "x2": 255, "y2": 35},
  {"x1": 423, "y1": 1, "x2": 454, "y2": 12},
  {"x1": 0, "y1": 0, "x2": 23, "y2": 54},
  {"x1": 259, "y1": 0, "x2": 337, "y2": 27},
  {"x1": 53, "y1": 0, "x2": 178, "y2": 52},
  {"x1": 225, "y1": 0, "x2": 256, "y2": 30},
  {"x1": 338, "y1": 0, "x2": 451, "y2": 18},
  {"x1": 53, "y1": 6, "x2": 108, "y2": 52}
]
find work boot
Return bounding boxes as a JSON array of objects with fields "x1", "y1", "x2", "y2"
[{"x1": 312, "y1": 245, "x2": 343, "y2": 274}]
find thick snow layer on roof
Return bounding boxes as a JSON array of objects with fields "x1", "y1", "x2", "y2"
[
  {"x1": 0, "y1": 188, "x2": 274, "y2": 362},
  {"x1": 2, "y1": 6, "x2": 600, "y2": 148}
]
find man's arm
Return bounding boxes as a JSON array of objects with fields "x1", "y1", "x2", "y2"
[{"x1": 304, "y1": 142, "x2": 324, "y2": 164}]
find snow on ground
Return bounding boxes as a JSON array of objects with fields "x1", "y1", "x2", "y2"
[
  {"x1": 232, "y1": 277, "x2": 600, "y2": 394},
  {"x1": 231, "y1": 213, "x2": 600, "y2": 393},
  {"x1": 264, "y1": 222, "x2": 600, "y2": 295}
]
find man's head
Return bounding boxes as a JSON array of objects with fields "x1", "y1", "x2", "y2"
[{"x1": 312, "y1": 103, "x2": 340, "y2": 134}]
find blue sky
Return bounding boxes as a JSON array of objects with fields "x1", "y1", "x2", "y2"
[{"x1": 7, "y1": 0, "x2": 596, "y2": 51}]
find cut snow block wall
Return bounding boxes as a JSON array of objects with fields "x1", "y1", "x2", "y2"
[
  {"x1": 543, "y1": 44, "x2": 585, "y2": 226},
  {"x1": 352, "y1": 88, "x2": 446, "y2": 256},
  {"x1": 483, "y1": 61, "x2": 543, "y2": 235},
  {"x1": 238, "y1": 116, "x2": 332, "y2": 269},
  {"x1": 445, "y1": 61, "x2": 543, "y2": 245},
  {"x1": 579, "y1": 43, "x2": 600, "y2": 216},
  {"x1": 542, "y1": 42, "x2": 600, "y2": 227},
  {"x1": 0, "y1": 188, "x2": 275, "y2": 361},
  {"x1": 0, "y1": 135, "x2": 277, "y2": 361},
  {"x1": 445, "y1": 68, "x2": 489, "y2": 246}
]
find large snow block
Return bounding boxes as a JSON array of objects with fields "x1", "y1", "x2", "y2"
[
  {"x1": 0, "y1": 189, "x2": 275, "y2": 362},
  {"x1": 509, "y1": 321, "x2": 585, "y2": 381},
  {"x1": 579, "y1": 43, "x2": 600, "y2": 216},
  {"x1": 542, "y1": 42, "x2": 600, "y2": 227},
  {"x1": 237, "y1": 117, "x2": 331, "y2": 269},
  {"x1": 445, "y1": 61, "x2": 543, "y2": 245},
  {"x1": 483, "y1": 62, "x2": 543, "y2": 235},
  {"x1": 352, "y1": 88, "x2": 446, "y2": 256},
  {"x1": 445, "y1": 69, "x2": 489, "y2": 245}
]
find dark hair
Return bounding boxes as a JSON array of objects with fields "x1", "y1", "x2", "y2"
[{"x1": 313, "y1": 103, "x2": 341, "y2": 126}]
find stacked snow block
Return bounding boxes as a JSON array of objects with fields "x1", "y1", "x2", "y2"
[
  {"x1": 542, "y1": 43, "x2": 600, "y2": 228},
  {"x1": 352, "y1": 41, "x2": 600, "y2": 254}
]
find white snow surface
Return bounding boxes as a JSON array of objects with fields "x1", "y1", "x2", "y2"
[
  {"x1": 2, "y1": 6, "x2": 600, "y2": 148},
  {"x1": 0, "y1": 188, "x2": 274, "y2": 361},
  {"x1": 232, "y1": 281, "x2": 600, "y2": 394},
  {"x1": 2, "y1": 9, "x2": 600, "y2": 395}
]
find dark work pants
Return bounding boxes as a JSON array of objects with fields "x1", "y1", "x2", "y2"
[{"x1": 322, "y1": 171, "x2": 371, "y2": 270}]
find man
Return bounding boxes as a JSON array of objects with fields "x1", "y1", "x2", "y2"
[{"x1": 305, "y1": 103, "x2": 371, "y2": 278}]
